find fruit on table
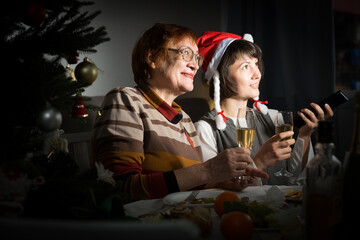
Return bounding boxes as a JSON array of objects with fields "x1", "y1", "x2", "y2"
[
  {"x1": 214, "y1": 191, "x2": 240, "y2": 217},
  {"x1": 220, "y1": 211, "x2": 253, "y2": 240}
]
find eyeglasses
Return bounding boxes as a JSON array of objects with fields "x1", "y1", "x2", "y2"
[{"x1": 168, "y1": 47, "x2": 203, "y2": 67}]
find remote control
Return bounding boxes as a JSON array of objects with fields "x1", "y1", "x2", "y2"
[{"x1": 294, "y1": 90, "x2": 349, "y2": 128}]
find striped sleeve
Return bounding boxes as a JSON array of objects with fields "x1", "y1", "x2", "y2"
[{"x1": 92, "y1": 87, "x2": 181, "y2": 200}]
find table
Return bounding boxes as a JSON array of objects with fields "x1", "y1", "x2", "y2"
[{"x1": 124, "y1": 185, "x2": 304, "y2": 240}]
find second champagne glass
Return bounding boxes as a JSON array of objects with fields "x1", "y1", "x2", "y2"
[{"x1": 274, "y1": 111, "x2": 294, "y2": 177}]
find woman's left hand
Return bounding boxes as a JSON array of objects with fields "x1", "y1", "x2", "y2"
[{"x1": 298, "y1": 103, "x2": 334, "y2": 137}]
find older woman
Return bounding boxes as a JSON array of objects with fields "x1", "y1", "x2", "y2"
[{"x1": 92, "y1": 23, "x2": 268, "y2": 200}]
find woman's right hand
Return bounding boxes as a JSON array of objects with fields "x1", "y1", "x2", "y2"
[
  {"x1": 253, "y1": 131, "x2": 295, "y2": 170},
  {"x1": 204, "y1": 147, "x2": 269, "y2": 182}
]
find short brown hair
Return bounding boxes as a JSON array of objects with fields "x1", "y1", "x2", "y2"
[
  {"x1": 132, "y1": 22, "x2": 198, "y2": 85},
  {"x1": 209, "y1": 40, "x2": 264, "y2": 100}
]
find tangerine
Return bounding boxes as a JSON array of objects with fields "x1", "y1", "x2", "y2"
[
  {"x1": 214, "y1": 191, "x2": 240, "y2": 217},
  {"x1": 220, "y1": 211, "x2": 253, "y2": 240}
]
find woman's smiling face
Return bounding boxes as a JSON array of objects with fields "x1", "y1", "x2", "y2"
[
  {"x1": 150, "y1": 37, "x2": 200, "y2": 97},
  {"x1": 227, "y1": 54, "x2": 261, "y2": 101}
]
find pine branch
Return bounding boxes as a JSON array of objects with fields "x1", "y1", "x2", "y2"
[{"x1": 2, "y1": 0, "x2": 110, "y2": 159}]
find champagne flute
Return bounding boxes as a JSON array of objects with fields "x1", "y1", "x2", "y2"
[
  {"x1": 235, "y1": 107, "x2": 256, "y2": 180},
  {"x1": 236, "y1": 107, "x2": 256, "y2": 149},
  {"x1": 274, "y1": 111, "x2": 294, "y2": 177}
]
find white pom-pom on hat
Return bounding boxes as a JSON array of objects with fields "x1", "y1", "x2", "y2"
[{"x1": 243, "y1": 33, "x2": 254, "y2": 43}]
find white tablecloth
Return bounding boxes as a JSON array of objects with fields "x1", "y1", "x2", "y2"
[
  {"x1": 124, "y1": 185, "x2": 302, "y2": 218},
  {"x1": 124, "y1": 185, "x2": 303, "y2": 240}
]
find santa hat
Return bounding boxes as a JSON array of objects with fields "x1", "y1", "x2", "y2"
[{"x1": 197, "y1": 31, "x2": 268, "y2": 130}]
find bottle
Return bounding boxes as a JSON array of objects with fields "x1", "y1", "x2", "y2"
[
  {"x1": 305, "y1": 121, "x2": 342, "y2": 240},
  {"x1": 343, "y1": 91, "x2": 360, "y2": 239}
]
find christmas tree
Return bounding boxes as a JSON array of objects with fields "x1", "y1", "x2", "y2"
[
  {"x1": 0, "y1": 1, "x2": 128, "y2": 219},
  {"x1": 2, "y1": 0, "x2": 110, "y2": 157}
]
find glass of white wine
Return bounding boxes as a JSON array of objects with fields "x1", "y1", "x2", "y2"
[
  {"x1": 274, "y1": 111, "x2": 294, "y2": 177},
  {"x1": 235, "y1": 107, "x2": 256, "y2": 180},
  {"x1": 236, "y1": 107, "x2": 256, "y2": 149}
]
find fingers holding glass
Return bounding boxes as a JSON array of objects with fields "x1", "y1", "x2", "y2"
[
  {"x1": 274, "y1": 111, "x2": 294, "y2": 178},
  {"x1": 235, "y1": 108, "x2": 256, "y2": 180}
]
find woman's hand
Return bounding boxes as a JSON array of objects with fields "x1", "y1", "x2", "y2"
[
  {"x1": 204, "y1": 147, "x2": 269, "y2": 183},
  {"x1": 253, "y1": 131, "x2": 295, "y2": 170},
  {"x1": 298, "y1": 103, "x2": 334, "y2": 138},
  {"x1": 205, "y1": 168, "x2": 261, "y2": 191},
  {"x1": 175, "y1": 147, "x2": 268, "y2": 192}
]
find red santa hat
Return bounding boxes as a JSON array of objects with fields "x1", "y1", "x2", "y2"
[{"x1": 197, "y1": 31, "x2": 268, "y2": 130}]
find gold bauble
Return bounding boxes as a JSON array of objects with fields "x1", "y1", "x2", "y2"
[{"x1": 74, "y1": 57, "x2": 98, "y2": 86}]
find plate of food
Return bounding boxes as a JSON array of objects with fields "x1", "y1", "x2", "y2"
[
  {"x1": 163, "y1": 190, "x2": 221, "y2": 207},
  {"x1": 284, "y1": 188, "x2": 303, "y2": 202}
]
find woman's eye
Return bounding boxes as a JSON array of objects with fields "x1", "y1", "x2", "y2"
[
  {"x1": 242, "y1": 65, "x2": 248, "y2": 70},
  {"x1": 183, "y1": 49, "x2": 190, "y2": 55}
]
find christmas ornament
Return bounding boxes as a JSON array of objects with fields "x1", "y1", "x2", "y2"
[
  {"x1": 27, "y1": 3, "x2": 46, "y2": 26},
  {"x1": 74, "y1": 57, "x2": 98, "y2": 86},
  {"x1": 65, "y1": 64, "x2": 76, "y2": 81},
  {"x1": 70, "y1": 95, "x2": 89, "y2": 118},
  {"x1": 43, "y1": 129, "x2": 69, "y2": 159},
  {"x1": 37, "y1": 106, "x2": 62, "y2": 132}
]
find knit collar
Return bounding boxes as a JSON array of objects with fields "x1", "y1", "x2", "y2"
[{"x1": 137, "y1": 82, "x2": 183, "y2": 124}]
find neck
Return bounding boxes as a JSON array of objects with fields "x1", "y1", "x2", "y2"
[
  {"x1": 221, "y1": 98, "x2": 248, "y2": 118},
  {"x1": 148, "y1": 83, "x2": 177, "y2": 106}
]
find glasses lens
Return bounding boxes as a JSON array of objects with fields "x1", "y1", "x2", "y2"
[
  {"x1": 178, "y1": 48, "x2": 203, "y2": 66},
  {"x1": 197, "y1": 54, "x2": 204, "y2": 67},
  {"x1": 181, "y1": 48, "x2": 192, "y2": 62}
]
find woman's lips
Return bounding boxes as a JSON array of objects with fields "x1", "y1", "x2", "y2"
[
  {"x1": 182, "y1": 72, "x2": 194, "y2": 79},
  {"x1": 250, "y1": 82, "x2": 259, "y2": 88}
]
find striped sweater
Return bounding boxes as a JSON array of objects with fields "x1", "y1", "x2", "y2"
[{"x1": 92, "y1": 83, "x2": 203, "y2": 200}]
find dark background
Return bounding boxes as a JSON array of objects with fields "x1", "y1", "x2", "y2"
[
  {"x1": 79, "y1": 0, "x2": 359, "y2": 161},
  {"x1": 225, "y1": 0, "x2": 359, "y2": 160}
]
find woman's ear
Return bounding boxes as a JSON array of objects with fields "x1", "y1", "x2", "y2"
[{"x1": 146, "y1": 52, "x2": 156, "y2": 69}]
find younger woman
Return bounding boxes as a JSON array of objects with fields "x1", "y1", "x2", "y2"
[{"x1": 195, "y1": 32, "x2": 333, "y2": 185}]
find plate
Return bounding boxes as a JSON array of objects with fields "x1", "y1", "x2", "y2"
[
  {"x1": 163, "y1": 190, "x2": 223, "y2": 207},
  {"x1": 283, "y1": 187, "x2": 303, "y2": 202},
  {"x1": 162, "y1": 186, "x2": 303, "y2": 207}
]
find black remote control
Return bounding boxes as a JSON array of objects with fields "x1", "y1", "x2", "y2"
[{"x1": 294, "y1": 90, "x2": 349, "y2": 128}]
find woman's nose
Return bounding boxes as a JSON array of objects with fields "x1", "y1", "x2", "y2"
[
  {"x1": 252, "y1": 65, "x2": 261, "y2": 79},
  {"x1": 188, "y1": 57, "x2": 199, "y2": 71}
]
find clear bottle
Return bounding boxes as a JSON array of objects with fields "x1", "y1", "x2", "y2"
[
  {"x1": 343, "y1": 91, "x2": 360, "y2": 239},
  {"x1": 305, "y1": 121, "x2": 342, "y2": 240}
]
